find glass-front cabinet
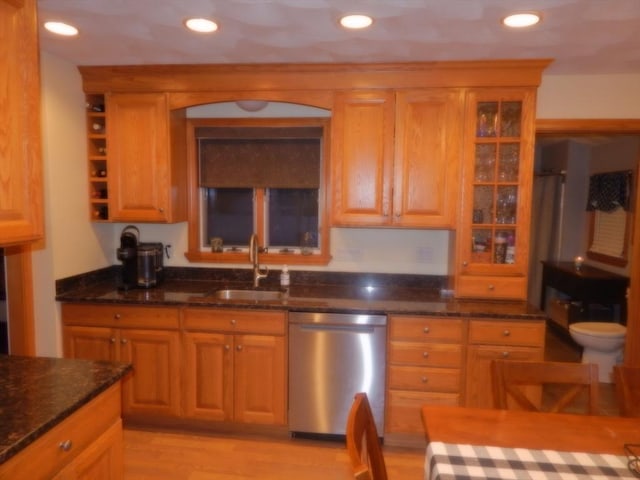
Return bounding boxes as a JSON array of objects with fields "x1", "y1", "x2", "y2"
[{"x1": 455, "y1": 89, "x2": 536, "y2": 300}]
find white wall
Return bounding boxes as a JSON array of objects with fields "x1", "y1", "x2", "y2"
[
  {"x1": 33, "y1": 52, "x2": 115, "y2": 356},
  {"x1": 537, "y1": 74, "x2": 640, "y2": 119},
  {"x1": 35, "y1": 53, "x2": 640, "y2": 355}
]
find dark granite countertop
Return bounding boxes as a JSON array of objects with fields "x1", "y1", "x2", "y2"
[
  {"x1": 0, "y1": 355, "x2": 132, "y2": 465},
  {"x1": 55, "y1": 267, "x2": 546, "y2": 320}
]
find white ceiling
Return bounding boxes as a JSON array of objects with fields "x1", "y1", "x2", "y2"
[{"x1": 37, "y1": 0, "x2": 640, "y2": 75}]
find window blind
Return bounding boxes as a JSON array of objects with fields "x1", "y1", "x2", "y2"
[
  {"x1": 590, "y1": 207, "x2": 627, "y2": 258},
  {"x1": 197, "y1": 126, "x2": 322, "y2": 189}
]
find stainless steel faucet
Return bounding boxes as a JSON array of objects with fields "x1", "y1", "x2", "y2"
[{"x1": 249, "y1": 233, "x2": 268, "y2": 287}]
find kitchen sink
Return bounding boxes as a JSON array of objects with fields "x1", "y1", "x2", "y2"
[{"x1": 213, "y1": 289, "x2": 284, "y2": 301}]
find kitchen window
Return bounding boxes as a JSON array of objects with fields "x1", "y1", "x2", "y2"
[{"x1": 185, "y1": 118, "x2": 331, "y2": 265}]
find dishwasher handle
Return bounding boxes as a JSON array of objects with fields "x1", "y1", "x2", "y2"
[{"x1": 297, "y1": 324, "x2": 377, "y2": 334}]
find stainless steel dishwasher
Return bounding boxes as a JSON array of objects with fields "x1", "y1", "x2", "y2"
[{"x1": 288, "y1": 311, "x2": 387, "y2": 437}]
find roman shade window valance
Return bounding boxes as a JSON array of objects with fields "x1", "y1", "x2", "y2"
[{"x1": 197, "y1": 126, "x2": 322, "y2": 189}]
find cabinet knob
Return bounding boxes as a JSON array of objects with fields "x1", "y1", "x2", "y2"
[
  {"x1": 423, "y1": 351, "x2": 429, "y2": 358},
  {"x1": 421, "y1": 376, "x2": 428, "y2": 383},
  {"x1": 59, "y1": 440, "x2": 73, "y2": 452},
  {"x1": 114, "y1": 313, "x2": 121, "y2": 320},
  {"x1": 502, "y1": 329, "x2": 511, "y2": 336},
  {"x1": 423, "y1": 326, "x2": 430, "y2": 334},
  {"x1": 230, "y1": 319, "x2": 236, "y2": 325},
  {"x1": 158, "y1": 207, "x2": 165, "y2": 213},
  {"x1": 488, "y1": 284, "x2": 495, "y2": 290},
  {"x1": 110, "y1": 337, "x2": 116, "y2": 343},
  {"x1": 224, "y1": 345, "x2": 230, "y2": 351},
  {"x1": 462, "y1": 261, "x2": 468, "y2": 267},
  {"x1": 502, "y1": 351, "x2": 509, "y2": 358},
  {"x1": 236, "y1": 345, "x2": 243, "y2": 351},
  {"x1": 121, "y1": 338, "x2": 128, "y2": 344}
]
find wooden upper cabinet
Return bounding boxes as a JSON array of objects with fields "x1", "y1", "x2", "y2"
[
  {"x1": 0, "y1": 0, "x2": 44, "y2": 245},
  {"x1": 454, "y1": 88, "x2": 537, "y2": 300},
  {"x1": 107, "y1": 92, "x2": 187, "y2": 223},
  {"x1": 393, "y1": 89, "x2": 463, "y2": 228},
  {"x1": 330, "y1": 89, "x2": 463, "y2": 228},
  {"x1": 330, "y1": 90, "x2": 395, "y2": 225}
]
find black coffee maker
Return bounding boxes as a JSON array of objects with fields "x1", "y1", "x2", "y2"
[{"x1": 116, "y1": 225, "x2": 164, "y2": 290}]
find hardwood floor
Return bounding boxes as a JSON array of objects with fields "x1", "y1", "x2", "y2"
[{"x1": 123, "y1": 428, "x2": 425, "y2": 479}]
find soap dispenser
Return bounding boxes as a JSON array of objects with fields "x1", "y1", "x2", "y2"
[{"x1": 280, "y1": 265, "x2": 290, "y2": 288}]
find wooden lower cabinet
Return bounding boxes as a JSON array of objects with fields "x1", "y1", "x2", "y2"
[
  {"x1": 0, "y1": 383, "x2": 123, "y2": 480},
  {"x1": 465, "y1": 319, "x2": 546, "y2": 408},
  {"x1": 182, "y1": 308, "x2": 287, "y2": 426},
  {"x1": 385, "y1": 316, "x2": 464, "y2": 443},
  {"x1": 62, "y1": 304, "x2": 182, "y2": 418}
]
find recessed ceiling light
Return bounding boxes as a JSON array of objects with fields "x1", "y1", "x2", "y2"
[
  {"x1": 502, "y1": 12, "x2": 541, "y2": 28},
  {"x1": 44, "y1": 21, "x2": 79, "y2": 37},
  {"x1": 185, "y1": 17, "x2": 218, "y2": 33},
  {"x1": 339, "y1": 14, "x2": 373, "y2": 30}
]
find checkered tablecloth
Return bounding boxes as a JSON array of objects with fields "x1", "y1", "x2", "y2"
[{"x1": 425, "y1": 442, "x2": 636, "y2": 479}]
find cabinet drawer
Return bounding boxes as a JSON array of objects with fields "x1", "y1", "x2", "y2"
[
  {"x1": 389, "y1": 341, "x2": 462, "y2": 367},
  {"x1": 62, "y1": 303, "x2": 179, "y2": 329},
  {"x1": 389, "y1": 316, "x2": 464, "y2": 342},
  {"x1": 386, "y1": 390, "x2": 459, "y2": 434},
  {"x1": 388, "y1": 365, "x2": 460, "y2": 393},
  {"x1": 456, "y1": 275, "x2": 526, "y2": 300},
  {"x1": 183, "y1": 308, "x2": 286, "y2": 335},
  {"x1": 468, "y1": 319, "x2": 545, "y2": 346},
  {"x1": 0, "y1": 383, "x2": 121, "y2": 479}
]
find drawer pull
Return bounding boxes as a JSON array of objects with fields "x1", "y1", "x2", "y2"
[
  {"x1": 121, "y1": 338, "x2": 128, "y2": 344},
  {"x1": 423, "y1": 326, "x2": 430, "y2": 334},
  {"x1": 502, "y1": 329, "x2": 511, "y2": 336},
  {"x1": 110, "y1": 337, "x2": 116, "y2": 343},
  {"x1": 230, "y1": 319, "x2": 237, "y2": 325},
  {"x1": 488, "y1": 284, "x2": 495, "y2": 291},
  {"x1": 224, "y1": 345, "x2": 230, "y2": 351},
  {"x1": 421, "y1": 376, "x2": 428, "y2": 383},
  {"x1": 59, "y1": 440, "x2": 73, "y2": 452},
  {"x1": 502, "y1": 351, "x2": 509, "y2": 358},
  {"x1": 423, "y1": 351, "x2": 429, "y2": 358},
  {"x1": 236, "y1": 345, "x2": 243, "y2": 351},
  {"x1": 114, "y1": 313, "x2": 121, "y2": 320}
]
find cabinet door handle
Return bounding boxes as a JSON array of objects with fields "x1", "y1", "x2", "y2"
[
  {"x1": 423, "y1": 326, "x2": 430, "y2": 334},
  {"x1": 236, "y1": 345, "x2": 243, "y2": 351},
  {"x1": 121, "y1": 338, "x2": 128, "y2": 344},
  {"x1": 110, "y1": 337, "x2": 116, "y2": 343},
  {"x1": 114, "y1": 313, "x2": 121, "y2": 320},
  {"x1": 59, "y1": 440, "x2": 73, "y2": 452},
  {"x1": 488, "y1": 284, "x2": 495, "y2": 290},
  {"x1": 421, "y1": 376, "x2": 428, "y2": 383},
  {"x1": 462, "y1": 261, "x2": 468, "y2": 267},
  {"x1": 423, "y1": 351, "x2": 429, "y2": 358},
  {"x1": 224, "y1": 345, "x2": 230, "y2": 351},
  {"x1": 230, "y1": 319, "x2": 237, "y2": 325},
  {"x1": 503, "y1": 329, "x2": 511, "y2": 336},
  {"x1": 158, "y1": 207, "x2": 165, "y2": 213},
  {"x1": 502, "y1": 351, "x2": 509, "y2": 358}
]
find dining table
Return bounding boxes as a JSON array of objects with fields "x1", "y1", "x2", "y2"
[{"x1": 421, "y1": 404, "x2": 640, "y2": 479}]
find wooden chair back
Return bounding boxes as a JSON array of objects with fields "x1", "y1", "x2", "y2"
[
  {"x1": 345, "y1": 392, "x2": 388, "y2": 480},
  {"x1": 613, "y1": 365, "x2": 640, "y2": 417},
  {"x1": 491, "y1": 360, "x2": 600, "y2": 414}
]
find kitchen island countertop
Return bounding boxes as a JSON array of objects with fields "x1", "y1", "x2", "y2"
[{"x1": 0, "y1": 355, "x2": 131, "y2": 465}]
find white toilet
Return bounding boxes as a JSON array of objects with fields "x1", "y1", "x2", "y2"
[{"x1": 569, "y1": 322, "x2": 626, "y2": 383}]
